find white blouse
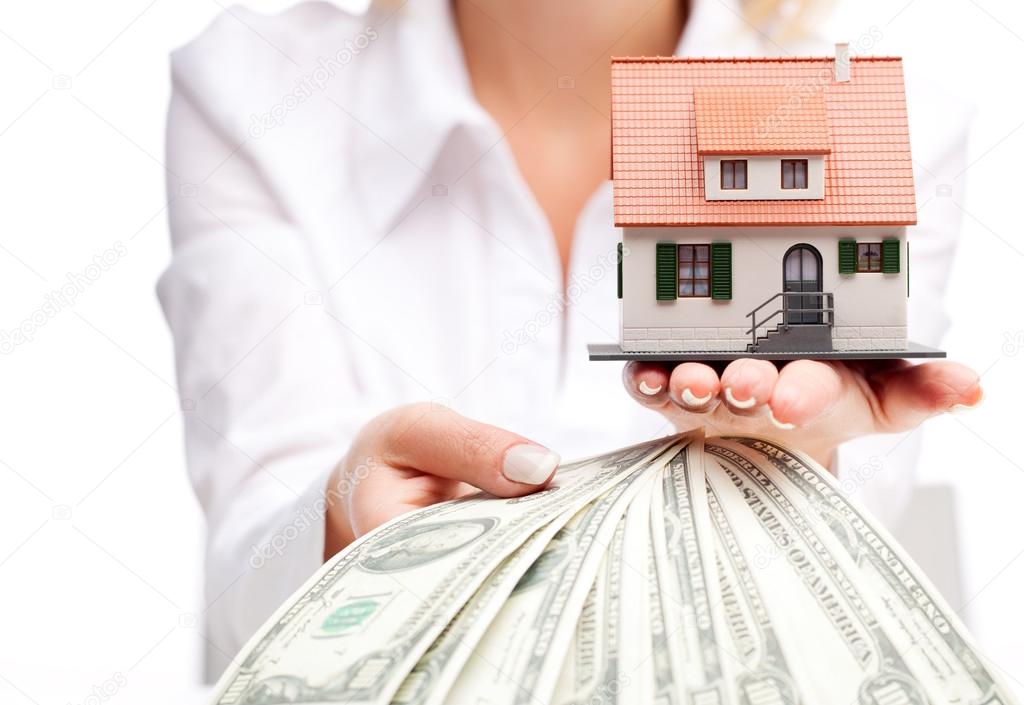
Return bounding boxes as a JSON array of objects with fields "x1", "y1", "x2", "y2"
[{"x1": 158, "y1": 0, "x2": 970, "y2": 677}]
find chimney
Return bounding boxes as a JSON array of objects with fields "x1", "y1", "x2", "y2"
[{"x1": 835, "y1": 42, "x2": 850, "y2": 82}]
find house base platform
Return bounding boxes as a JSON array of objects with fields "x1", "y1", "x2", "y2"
[{"x1": 587, "y1": 341, "x2": 946, "y2": 362}]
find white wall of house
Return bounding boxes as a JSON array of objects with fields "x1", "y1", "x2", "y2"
[
  {"x1": 621, "y1": 225, "x2": 908, "y2": 352},
  {"x1": 703, "y1": 155, "x2": 825, "y2": 201}
]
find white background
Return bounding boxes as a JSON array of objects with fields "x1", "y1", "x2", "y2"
[{"x1": 0, "y1": 1, "x2": 1022, "y2": 703}]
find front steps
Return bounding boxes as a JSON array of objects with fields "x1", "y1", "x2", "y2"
[{"x1": 748, "y1": 324, "x2": 833, "y2": 353}]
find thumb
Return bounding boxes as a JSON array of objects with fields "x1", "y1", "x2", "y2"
[
  {"x1": 874, "y1": 361, "x2": 982, "y2": 433},
  {"x1": 373, "y1": 403, "x2": 560, "y2": 497}
]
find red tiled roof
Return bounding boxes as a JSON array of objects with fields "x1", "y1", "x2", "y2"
[
  {"x1": 693, "y1": 86, "x2": 830, "y2": 154},
  {"x1": 611, "y1": 57, "x2": 917, "y2": 227}
]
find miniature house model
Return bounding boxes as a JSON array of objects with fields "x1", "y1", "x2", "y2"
[{"x1": 608, "y1": 45, "x2": 925, "y2": 357}]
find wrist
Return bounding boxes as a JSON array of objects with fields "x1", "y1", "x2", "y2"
[{"x1": 795, "y1": 440, "x2": 839, "y2": 474}]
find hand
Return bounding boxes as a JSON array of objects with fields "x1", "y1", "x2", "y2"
[
  {"x1": 623, "y1": 358, "x2": 983, "y2": 467},
  {"x1": 324, "y1": 403, "x2": 560, "y2": 558}
]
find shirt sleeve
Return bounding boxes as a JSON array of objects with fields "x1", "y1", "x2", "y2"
[{"x1": 157, "y1": 58, "x2": 367, "y2": 679}]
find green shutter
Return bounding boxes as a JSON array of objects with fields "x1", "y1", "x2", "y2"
[
  {"x1": 838, "y1": 239, "x2": 856, "y2": 274},
  {"x1": 655, "y1": 243, "x2": 677, "y2": 300},
  {"x1": 909, "y1": 240, "x2": 917, "y2": 295},
  {"x1": 616, "y1": 242, "x2": 623, "y2": 299},
  {"x1": 710, "y1": 242, "x2": 732, "y2": 300},
  {"x1": 882, "y1": 238, "x2": 900, "y2": 273}
]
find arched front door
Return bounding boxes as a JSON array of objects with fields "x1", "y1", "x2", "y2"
[{"x1": 783, "y1": 244, "x2": 822, "y2": 325}]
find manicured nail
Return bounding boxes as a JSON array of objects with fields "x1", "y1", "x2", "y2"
[
  {"x1": 950, "y1": 387, "x2": 984, "y2": 414},
  {"x1": 639, "y1": 380, "x2": 663, "y2": 396},
  {"x1": 681, "y1": 387, "x2": 714, "y2": 408},
  {"x1": 768, "y1": 408, "x2": 796, "y2": 431},
  {"x1": 503, "y1": 444, "x2": 560, "y2": 485},
  {"x1": 724, "y1": 387, "x2": 757, "y2": 409}
]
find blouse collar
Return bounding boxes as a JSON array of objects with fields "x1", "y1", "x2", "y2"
[{"x1": 257, "y1": 0, "x2": 769, "y2": 232}]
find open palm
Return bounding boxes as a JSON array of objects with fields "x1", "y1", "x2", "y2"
[{"x1": 623, "y1": 358, "x2": 983, "y2": 466}]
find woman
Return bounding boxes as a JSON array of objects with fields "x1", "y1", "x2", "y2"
[{"x1": 159, "y1": 0, "x2": 980, "y2": 677}]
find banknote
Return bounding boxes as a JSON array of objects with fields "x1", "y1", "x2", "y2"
[
  {"x1": 211, "y1": 435, "x2": 679, "y2": 705},
  {"x1": 647, "y1": 521, "x2": 673, "y2": 705},
  {"x1": 650, "y1": 441, "x2": 729, "y2": 705},
  {"x1": 719, "y1": 436, "x2": 1021, "y2": 705},
  {"x1": 550, "y1": 560, "x2": 603, "y2": 705},
  {"x1": 706, "y1": 445, "x2": 927, "y2": 704},
  {"x1": 704, "y1": 479, "x2": 799, "y2": 705},
  {"x1": 391, "y1": 526, "x2": 557, "y2": 705},
  {"x1": 443, "y1": 444, "x2": 682, "y2": 705},
  {"x1": 614, "y1": 472, "x2": 657, "y2": 704},
  {"x1": 206, "y1": 430, "x2": 1019, "y2": 705},
  {"x1": 552, "y1": 517, "x2": 629, "y2": 705}
]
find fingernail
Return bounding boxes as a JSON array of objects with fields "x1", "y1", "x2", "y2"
[
  {"x1": 768, "y1": 408, "x2": 796, "y2": 430},
  {"x1": 503, "y1": 444, "x2": 560, "y2": 485},
  {"x1": 639, "y1": 380, "x2": 663, "y2": 396},
  {"x1": 950, "y1": 387, "x2": 984, "y2": 414},
  {"x1": 724, "y1": 387, "x2": 757, "y2": 409},
  {"x1": 681, "y1": 387, "x2": 714, "y2": 408}
]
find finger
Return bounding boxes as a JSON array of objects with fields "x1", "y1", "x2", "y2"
[
  {"x1": 623, "y1": 361, "x2": 671, "y2": 407},
  {"x1": 873, "y1": 360, "x2": 982, "y2": 432},
  {"x1": 720, "y1": 358, "x2": 779, "y2": 415},
  {"x1": 374, "y1": 403, "x2": 559, "y2": 495},
  {"x1": 769, "y1": 360, "x2": 843, "y2": 429},
  {"x1": 668, "y1": 362, "x2": 721, "y2": 413}
]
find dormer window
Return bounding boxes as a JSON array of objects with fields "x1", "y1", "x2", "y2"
[
  {"x1": 720, "y1": 160, "x2": 747, "y2": 190},
  {"x1": 781, "y1": 159, "x2": 809, "y2": 190},
  {"x1": 694, "y1": 87, "x2": 827, "y2": 201}
]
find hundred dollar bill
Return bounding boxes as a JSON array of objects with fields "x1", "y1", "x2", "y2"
[
  {"x1": 705, "y1": 448, "x2": 927, "y2": 705},
  {"x1": 210, "y1": 435, "x2": 680, "y2": 705},
  {"x1": 704, "y1": 479, "x2": 799, "y2": 705},
  {"x1": 445, "y1": 442, "x2": 683, "y2": 705},
  {"x1": 718, "y1": 437, "x2": 1021, "y2": 705}
]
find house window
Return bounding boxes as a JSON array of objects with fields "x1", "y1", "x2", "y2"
[
  {"x1": 856, "y1": 243, "x2": 883, "y2": 272},
  {"x1": 781, "y1": 159, "x2": 808, "y2": 189},
  {"x1": 678, "y1": 244, "x2": 710, "y2": 297},
  {"x1": 720, "y1": 160, "x2": 747, "y2": 189}
]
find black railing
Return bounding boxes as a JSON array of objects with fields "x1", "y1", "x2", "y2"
[{"x1": 745, "y1": 291, "x2": 835, "y2": 349}]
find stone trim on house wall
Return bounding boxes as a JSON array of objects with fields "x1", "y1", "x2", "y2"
[
  {"x1": 832, "y1": 326, "x2": 908, "y2": 351},
  {"x1": 622, "y1": 327, "x2": 749, "y2": 352},
  {"x1": 621, "y1": 325, "x2": 909, "y2": 353}
]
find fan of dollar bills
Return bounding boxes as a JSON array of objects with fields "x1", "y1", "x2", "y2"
[{"x1": 211, "y1": 432, "x2": 1019, "y2": 705}]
